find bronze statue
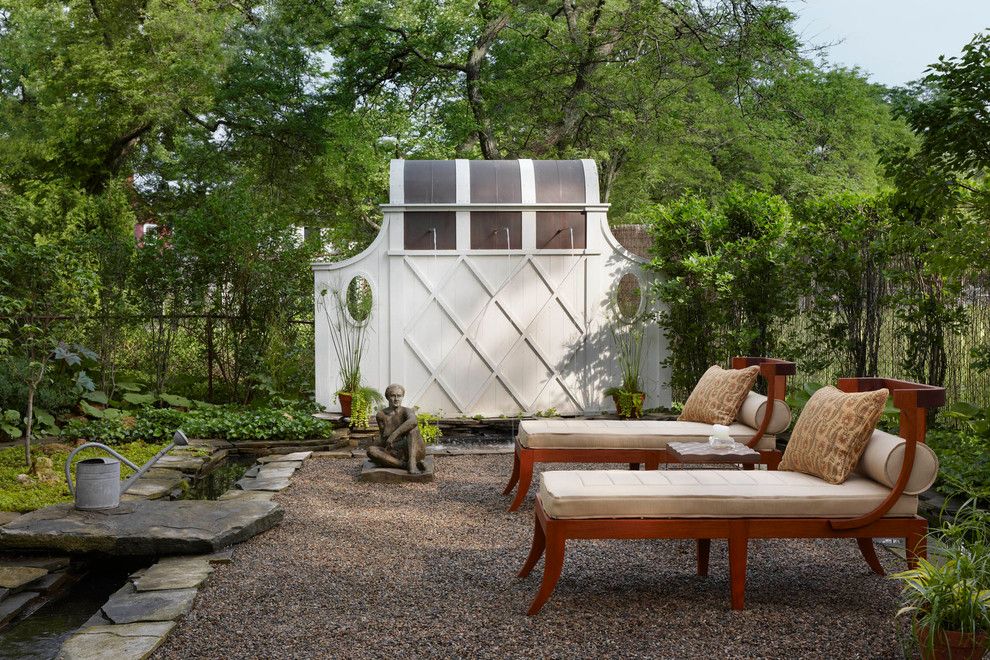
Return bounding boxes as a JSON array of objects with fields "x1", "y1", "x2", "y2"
[{"x1": 367, "y1": 384, "x2": 427, "y2": 474}]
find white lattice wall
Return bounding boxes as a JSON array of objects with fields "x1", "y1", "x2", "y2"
[{"x1": 313, "y1": 159, "x2": 670, "y2": 416}]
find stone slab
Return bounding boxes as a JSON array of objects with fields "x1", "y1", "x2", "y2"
[
  {"x1": 442, "y1": 446, "x2": 514, "y2": 455},
  {"x1": 0, "y1": 591, "x2": 41, "y2": 625},
  {"x1": 0, "y1": 566, "x2": 48, "y2": 589},
  {"x1": 102, "y1": 582, "x2": 197, "y2": 623},
  {"x1": 0, "y1": 556, "x2": 70, "y2": 571},
  {"x1": 0, "y1": 500, "x2": 284, "y2": 555},
  {"x1": 204, "y1": 548, "x2": 234, "y2": 564},
  {"x1": 0, "y1": 512, "x2": 22, "y2": 526},
  {"x1": 187, "y1": 438, "x2": 234, "y2": 450},
  {"x1": 153, "y1": 455, "x2": 205, "y2": 473},
  {"x1": 124, "y1": 477, "x2": 185, "y2": 500},
  {"x1": 143, "y1": 468, "x2": 185, "y2": 481},
  {"x1": 217, "y1": 490, "x2": 275, "y2": 502},
  {"x1": 359, "y1": 456, "x2": 435, "y2": 483},
  {"x1": 257, "y1": 452, "x2": 312, "y2": 463},
  {"x1": 262, "y1": 461, "x2": 303, "y2": 469},
  {"x1": 235, "y1": 477, "x2": 292, "y2": 492},
  {"x1": 60, "y1": 621, "x2": 176, "y2": 660},
  {"x1": 28, "y1": 569, "x2": 74, "y2": 595},
  {"x1": 255, "y1": 466, "x2": 296, "y2": 480},
  {"x1": 312, "y1": 451, "x2": 352, "y2": 459},
  {"x1": 132, "y1": 558, "x2": 212, "y2": 592},
  {"x1": 81, "y1": 609, "x2": 113, "y2": 629},
  {"x1": 242, "y1": 466, "x2": 260, "y2": 478}
]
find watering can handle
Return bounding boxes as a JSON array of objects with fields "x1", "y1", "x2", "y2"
[{"x1": 64, "y1": 442, "x2": 141, "y2": 495}]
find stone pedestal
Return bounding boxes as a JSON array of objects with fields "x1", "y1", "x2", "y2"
[{"x1": 359, "y1": 456, "x2": 435, "y2": 483}]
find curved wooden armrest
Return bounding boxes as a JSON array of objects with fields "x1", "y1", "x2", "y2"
[
  {"x1": 731, "y1": 357, "x2": 797, "y2": 449},
  {"x1": 829, "y1": 377, "x2": 946, "y2": 531}
]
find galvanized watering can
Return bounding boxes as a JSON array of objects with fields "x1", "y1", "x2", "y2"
[{"x1": 65, "y1": 430, "x2": 189, "y2": 510}]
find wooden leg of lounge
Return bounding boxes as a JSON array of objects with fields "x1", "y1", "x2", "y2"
[
  {"x1": 502, "y1": 451, "x2": 521, "y2": 496},
  {"x1": 507, "y1": 450, "x2": 535, "y2": 512}
]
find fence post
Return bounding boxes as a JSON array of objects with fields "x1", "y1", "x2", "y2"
[{"x1": 206, "y1": 313, "x2": 214, "y2": 403}]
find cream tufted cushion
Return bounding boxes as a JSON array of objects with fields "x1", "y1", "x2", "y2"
[
  {"x1": 539, "y1": 469, "x2": 919, "y2": 519},
  {"x1": 854, "y1": 429, "x2": 939, "y2": 495},
  {"x1": 735, "y1": 392, "x2": 792, "y2": 435},
  {"x1": 517, "y1": 419, "x2": 776, "y2": 451}
]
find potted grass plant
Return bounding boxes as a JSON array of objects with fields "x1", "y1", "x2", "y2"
[
  {"x1": 319, "y1": 281, "x2": 382, "y2": 420},
  {"x1": 603, "y1": 315, "x2": 649, "y2": 419},
  {"x1": 891, "y1": 502, "x2": 990, "y2": 660}
]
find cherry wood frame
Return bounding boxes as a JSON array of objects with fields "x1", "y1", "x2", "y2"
[
  {"x1": 502, "y1": 357, "x2": 797, "y2": 512},
  {"x1": 518, "y1": 377, "x2": 945, "y2": 614}
]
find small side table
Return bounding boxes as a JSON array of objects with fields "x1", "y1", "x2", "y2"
[{"x1": 667, "y1": 441, "x2": 760, "y2": 465}]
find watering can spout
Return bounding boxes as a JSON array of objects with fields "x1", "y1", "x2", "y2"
[{"x1": 120, "y1": 430, "x2": 189, "y2": 494}]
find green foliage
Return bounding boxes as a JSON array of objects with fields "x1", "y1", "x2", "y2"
[
  {"x1": 319, "y1": 286, "x2": 373, "y2": 395},
  {"x1": 889, "y1": 32, "x2": 990, "y2": 248},
  {"x1": 945, "y1": 402, "x2": 990, "y2": 439},
  {"x1": 0, "y1": 441, "x2": 169, "y2": 512},
  {"x1": 1, "y1": 411, "x2": 23, "y2": 440},
  {"x1": 607, "y1": 391, "x2": 644, "y2": 419},
  {"x1": 643, "y1": 187, "x2": 796, "y2": 397},
  {"x1": 607, "y1": 318, "x2": 648, "y2": 396},
  {"x1": 926, "y1": 430, "x2": 990, "y2": 503},
  {"x1": 416, "y1": 412, "x2": 442, "y2": 445},
  {"x1": 891, "y1": 503, "x2": 990, "y2": 645},
  {"x1": 789, "y1": 192, "x2": 896, "y2": 376},
  {"x1": 63, "y1": 404, "x2": 333, "y2": 445},
  {"x1": 348, "y1": 385, "x2": 383, "y2": 430}
]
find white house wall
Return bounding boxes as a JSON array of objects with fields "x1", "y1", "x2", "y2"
[{"x1": 313, "y1": 159, "x2": 670, "y2": 416}]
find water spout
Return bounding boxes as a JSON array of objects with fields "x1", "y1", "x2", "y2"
[
  {"x1": 427, "y1": 227, "x2": 437, "y2": 251},
  {"x1": 495, "y1": 227, "x2": 510, "y2": 249}
]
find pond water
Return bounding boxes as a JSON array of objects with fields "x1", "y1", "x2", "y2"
[
  {"x1": 0, "y1": 560, "x2": 148, "y2": 660},
  {"x1": 182, "y1": 454, "x2": 256, "y2": 500}
]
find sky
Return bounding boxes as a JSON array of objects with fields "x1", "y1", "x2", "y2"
[{"x1": 785, "y1": 0, "x2": 990, "y2": 87}]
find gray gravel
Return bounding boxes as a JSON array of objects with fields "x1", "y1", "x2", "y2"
[{"x1": 154, "y1": 457, "x2": 910, "y2": 659}]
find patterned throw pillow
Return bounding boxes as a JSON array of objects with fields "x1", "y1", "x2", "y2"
[
  {"x1": 678, "y1": 365, "x2": 760, "y2": 425},
  {"x1": 779, "y1": 386, "x2": 889, "y2": 484}
]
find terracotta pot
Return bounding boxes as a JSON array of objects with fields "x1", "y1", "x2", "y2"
[
  {"x1": 338, "y1": 392, "x2": 353, "y2": 418},
  {"x1": 916, "y1": 623, "x2": 990, "y2": 660},
  {"x1": 612, "y1": 392, "x2": 645, "y2": 419}
]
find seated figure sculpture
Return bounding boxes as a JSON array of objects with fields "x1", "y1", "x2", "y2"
[{"x1": 366, "y1": 384, "x2": 427, "y2": 474}]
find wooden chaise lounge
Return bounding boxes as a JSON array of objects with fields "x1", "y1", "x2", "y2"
[
  {"x1": 518, "y1": 377, "x2": 945, "y2": 613},
  {"x1": 503, "y1": 357, "x2": 797, "y2": 511}
]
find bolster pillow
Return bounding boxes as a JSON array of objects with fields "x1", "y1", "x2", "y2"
[
  {"x1": 735, "y1": 392, "x2": 792, "y2": 435},
  {"x1": 854, "y1": 429, "x2": 939, "y2": 495}
]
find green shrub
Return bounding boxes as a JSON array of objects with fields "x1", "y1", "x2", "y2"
[
  {"x1": 927, "y1": 429, "x2": 990, "y2": 503},
  {"x1": 0, "y1": 360, "x2": 80, "y2": 417},
  {"x1": 62, "y1": 403, "x2": 334, "y2": 444},
  {"x1": 417, "y1": 412, "x2": 442, "y2": 445}
]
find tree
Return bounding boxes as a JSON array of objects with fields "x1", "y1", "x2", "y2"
[
  {"x1": 643, "y1": 187, "x2": 795, "y2": 398},
  {"x1": 791, "y1": 192, "x2": 895, "y2": 378},
  {"x1": 0, "y1": 185, "x2": 99, "y2": 464}
]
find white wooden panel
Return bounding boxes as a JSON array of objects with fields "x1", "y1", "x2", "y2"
[
  {"x1": 389, "y1": 159, "x2": 404, "y2": 204},
  {"x1": 313, "y1": 159, "x2": 670, "y2": 415},
  {"x1": 519, "y1": 159, "x2": 535, "y2": 203}
]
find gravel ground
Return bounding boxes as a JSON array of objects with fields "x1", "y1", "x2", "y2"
[{"x1": 154, "y1": 456, "x2": 911, "y2": 659}]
